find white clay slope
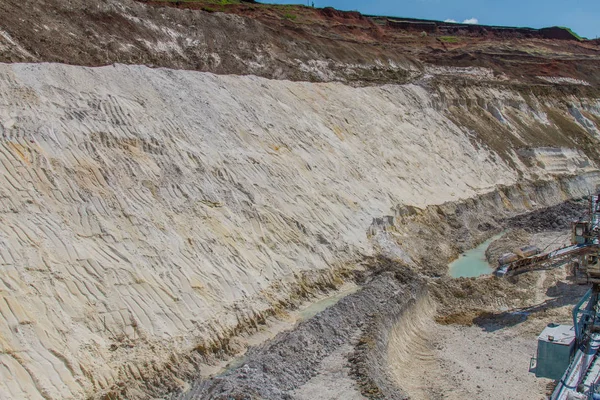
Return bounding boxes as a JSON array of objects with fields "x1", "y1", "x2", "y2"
[{"x1": 0, "y1": 63, "x2": 597, "y2": 399}]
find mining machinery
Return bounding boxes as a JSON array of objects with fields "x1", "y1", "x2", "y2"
[{"x1": 496, "y1": 193, "x2": 600, "y2": 399}]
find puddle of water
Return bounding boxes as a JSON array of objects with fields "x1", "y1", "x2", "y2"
[
  {"x1": 449, "y1": 232, "x2": 505, "y2": 278},
  {"x1": 297, "y1": 285, "x2": 360, "y2": 322},
  {"x1": 221, "y1": 354, "x2": 248, "y2": 374},
  {"x1": 213, "y1": 284, "x2": 360, "y2": 376}
]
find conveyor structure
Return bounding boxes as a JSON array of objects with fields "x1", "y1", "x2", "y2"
[{"x1": 499, "y1": 193, "x2": 600, "y2": 399}]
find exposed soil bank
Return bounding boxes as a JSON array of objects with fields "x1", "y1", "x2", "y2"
[{"x1": 1, "y1": 0, "x2": 599, "y2": 86}]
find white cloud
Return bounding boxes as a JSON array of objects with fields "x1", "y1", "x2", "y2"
[{"x1": 444, "y1": 18, "x2": 479, "y2": 24}]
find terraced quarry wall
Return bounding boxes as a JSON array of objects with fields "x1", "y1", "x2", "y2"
[
  {"x1": 0, "y1": 61, "x2": 599, "y2": 399},
  {"x1": 2, "y1": 0, "x2": 600, "y2": 86}
]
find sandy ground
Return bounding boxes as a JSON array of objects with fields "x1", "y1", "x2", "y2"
[
  {"x1": 429, "y1": 322, "x2": 550, "y2": 399},
  {"x1": 386, "y1": 295, "x2": 441, "y2": 399},
  {"x1": 387, "y1": 285, "x2": 560, "y2": 400},
  {"x1": 387, "y1": 230, "x2": 582, "y2": 399}
]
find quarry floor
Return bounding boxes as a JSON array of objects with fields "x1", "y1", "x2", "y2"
[
  {"x1": 400, "y1": 230, "x2": 578, "y2": 400},
  {"x1": 390, "y1": 234, "x2": 577, "y2": 400},
  {"x1": 175, "y1": 225, "x2": 584, "y2": 399}
]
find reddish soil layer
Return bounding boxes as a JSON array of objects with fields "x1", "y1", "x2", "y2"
[{"x1": 0, "y1": 0, "x2": 599, "y2": 86}]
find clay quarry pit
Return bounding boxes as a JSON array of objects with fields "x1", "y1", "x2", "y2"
[{"x1": 0, "y1": 0, "x2": 600, "y2": 399}]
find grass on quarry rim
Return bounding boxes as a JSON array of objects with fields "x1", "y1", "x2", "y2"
[
  {"x1": 158, "y1": 0, "x2": 242, "y2": 3},
  {"x1": 438, "y1": 36, "x2": 459, "y2": 43},
  {"x1": 556, "y1": 26, "x2": 584, "y2": 40},
  {"x1": 153, "y1": 0, "x2": 305, "y2": 18},
  {"x1": 153, "y1": 0, "x2": 304, "y2": 7}
]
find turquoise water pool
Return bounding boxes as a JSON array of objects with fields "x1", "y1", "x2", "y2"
[{"x1": 449, "y1": 233, "x2": 504, "y2": 278}]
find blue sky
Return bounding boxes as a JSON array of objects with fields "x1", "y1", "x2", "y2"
[{"x1": 262, "y1": 0, "x2": 600, "y2": 39}]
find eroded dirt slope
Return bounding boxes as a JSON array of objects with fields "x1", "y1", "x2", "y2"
[
  {"x1": 0, "y1": 61, "x2": 599, "y2": 398},
  {"x1": 0, "y1": 0, "x2": 599, "y2": 86}
]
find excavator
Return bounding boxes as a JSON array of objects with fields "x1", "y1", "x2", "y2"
[{"x1": 496, "y1": 193, "x2": 600, "y2": 399}]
